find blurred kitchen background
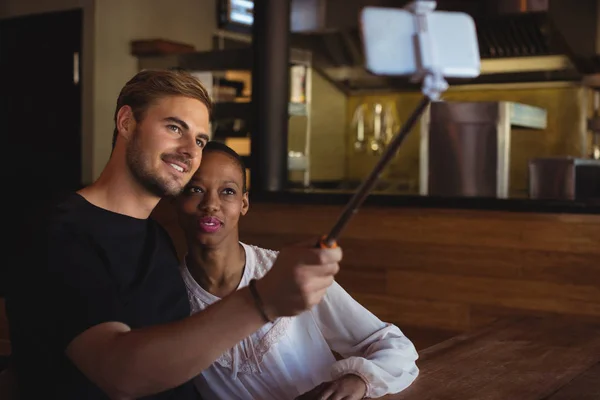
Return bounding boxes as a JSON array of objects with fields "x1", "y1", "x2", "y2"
[{"x1": 4, "y1": 0, "x2": 600, "y2": 203}]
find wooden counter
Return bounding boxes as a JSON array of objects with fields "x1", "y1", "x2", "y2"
[
  {"x1": 383, "y1": 316, "x2": 600, "y2": 399},
  {"x1": 154, "y1": 200, "x2": 600, "y2": 349}
]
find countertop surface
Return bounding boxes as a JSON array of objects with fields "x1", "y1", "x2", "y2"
[
  {"x1": 382, "y1": 316, "x2": 600, "y2": 400},
  {"x1": 250, "y1": 190, "x2": 600, "y2": 214}
]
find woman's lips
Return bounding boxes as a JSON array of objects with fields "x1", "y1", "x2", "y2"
[{"x1": 198, "y1": 216, "x2": 222, "y2": 233}]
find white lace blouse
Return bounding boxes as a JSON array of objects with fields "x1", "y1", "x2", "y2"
[{"x1": 180, "y1": 243, "x2": 419, "y2": 399}]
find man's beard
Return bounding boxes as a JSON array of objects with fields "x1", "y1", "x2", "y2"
[{"x1": 126, "y1": 130, "x2": 187, "y2": 198}]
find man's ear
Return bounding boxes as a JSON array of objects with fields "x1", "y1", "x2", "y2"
[
  {"x1": 240, "y1": 192, "x2": 249, "y2": 216},
  {"x1": 115, "y1": 105, "x2": 135, "y2": 142}
]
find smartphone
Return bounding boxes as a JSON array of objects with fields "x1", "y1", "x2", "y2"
[{"x1": 360, "y1": 6, "x2": 481, "y2": 78}]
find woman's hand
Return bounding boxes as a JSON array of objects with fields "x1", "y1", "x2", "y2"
[{"x1": 295, "y1": 374, "x2": 367, "y2": 400}]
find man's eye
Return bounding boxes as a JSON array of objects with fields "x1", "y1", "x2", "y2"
[
  {"x1": 196, "y1": 139, "x2": 206, "y2": 148},
  {"x1": 167, "y1": 125, "x2": 182, "y2": 134},
  {"x1": 223, "y1": 188, "x2": 236, "y2": 195}
]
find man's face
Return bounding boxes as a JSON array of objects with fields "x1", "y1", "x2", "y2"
[{"x1": 126, "y1": 96, "x2": 210, "y2": 197}]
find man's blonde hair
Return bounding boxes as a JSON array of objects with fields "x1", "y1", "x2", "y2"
[{"x1": 112, "y1": 69, "x2": 213, "y2": 149}]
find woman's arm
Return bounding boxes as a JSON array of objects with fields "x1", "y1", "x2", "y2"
[{"x1": 311, "y1": 282, "x2": 419, "y2": 398}]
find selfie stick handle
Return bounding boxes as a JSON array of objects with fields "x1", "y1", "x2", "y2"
[{"x1": 318, "y1": 0, "x2": 449, "y2": 249}]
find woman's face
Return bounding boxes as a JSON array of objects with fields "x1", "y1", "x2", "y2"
[{"x1": 177, "y1": 150, "x2": 248, "y2": 248}]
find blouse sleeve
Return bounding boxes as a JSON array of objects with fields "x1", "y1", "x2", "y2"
[{"x1": 310, "y1": 281, "x2": 419, "y2": 398}]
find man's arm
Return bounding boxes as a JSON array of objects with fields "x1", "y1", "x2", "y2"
[
  {"x1": 65, "y1": 243, "x2": 341, "y2": 399},
  {"x1": 66, "y1": 287, "x2": 264, "y2": 399}
]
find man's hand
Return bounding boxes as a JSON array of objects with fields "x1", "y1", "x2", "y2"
[
  {"x1": 295, "y1": 374, "x2": 368, "y2": 400},
  {"x1": 256, "y1": 241, "x2": 342, "y2": 320}
]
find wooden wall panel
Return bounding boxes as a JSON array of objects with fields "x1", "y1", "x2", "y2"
[
  {"x1": 149, "y1": 200, "x2": 600, "y2": 350},
  {"x1": 339, "y1": 239, "x2": 522, "y2": 279},
  {"x1": 386, "y1": 271, "x2": 600, "y2": 317},
  {"x1": 351, "y1": 294, "x2": 471, "y2": 332},
  {"x1": 235, "y1": 206, "x2": 600, "y2": 254},
  {"x1": 334, "y1": 266, "x2": 388, "y2": 295},
  {"x1": 519, "y1": 251, "x2": 600, "y2": 286}
]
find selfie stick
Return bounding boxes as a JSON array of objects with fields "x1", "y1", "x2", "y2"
[{"x1": 318, "y1": 1, "x2": 450, "y2": 249}]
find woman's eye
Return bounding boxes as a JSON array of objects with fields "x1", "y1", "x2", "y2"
[
  {"x1": 185, "y1": 186, "x2": 203, "y2": 194},
  {"x1": 167, "y1": 125, "x2": 182, "y2": 134}
]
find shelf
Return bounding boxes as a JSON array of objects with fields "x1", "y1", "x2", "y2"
[
  {"x1": 212, "y1": 129, "x2": 249, "y2": 139},
  {"x1": 219, "y1": 153, "x2": 308, "y2": 172},
  {"x1": 288, "y1": 102, "x2": 307, "y2": 116},
  {"x1": 213, "y1": 101, "x2": 250, "y2": 119},
  {"x1": 234, "y1": 155, "x2": 308, "y2": 172},
  {"x1": 288, "y1": 153, "x2": 308, "y2": 171},
  {"x1": 480, "y1": 55, "x2": 573, "y2": 75},
  {"x1": 138, "y1": 47, "x2": 312, "y2": 71},
  {"x1": 508, "y1": 102, "x2": 547, "y2": 129},
  {"x1": 213, "y1": 101, "x2": 307, "y2": 119}
]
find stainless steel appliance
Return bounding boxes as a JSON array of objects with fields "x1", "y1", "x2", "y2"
[{"x1": 420, "y1": 101, "x2": 547, "y2": 198}]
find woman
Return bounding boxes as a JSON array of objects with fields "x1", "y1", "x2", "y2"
[{"x1": 175, "y1": 141, "x2": 419, "y2": 400}]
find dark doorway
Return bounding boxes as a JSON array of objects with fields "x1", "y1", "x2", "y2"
[
  {"x1": 0, "y1": 9, "x2": 83, "y2": 296},
  {"x1": 0, "y1": 8, "x2": 82, "y2": 189}
]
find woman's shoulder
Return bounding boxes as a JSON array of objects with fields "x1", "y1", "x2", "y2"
[{"x1": 241, "y1": 242, "x2": 279, "y2": 277}]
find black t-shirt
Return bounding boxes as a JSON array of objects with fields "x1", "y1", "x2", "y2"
[{"x1": 5, "y1": 193, "x2": 199, "y2": 399}]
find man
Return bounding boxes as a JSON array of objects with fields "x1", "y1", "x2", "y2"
[{"x1": 5, "y1": 69, "x2": 342, "y2": 399}]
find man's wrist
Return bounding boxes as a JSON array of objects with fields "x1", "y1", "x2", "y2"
[
  {"x1": 251, "y1": 278, "x2": 277, "y2": 322},
  {"x1": 248, "y1": 279, "x2": 273, "y2": 323},
  {"x1": 232, "y1": 286, "x2": 269, "y2": 327}
]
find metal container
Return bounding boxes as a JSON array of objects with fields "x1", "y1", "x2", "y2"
[
  {"x1": 420, "y1": 101, "x2": 547, "y2": 198},
  {"x1": 528, "y1": 157, "x2": 600, "y2": 200}
]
